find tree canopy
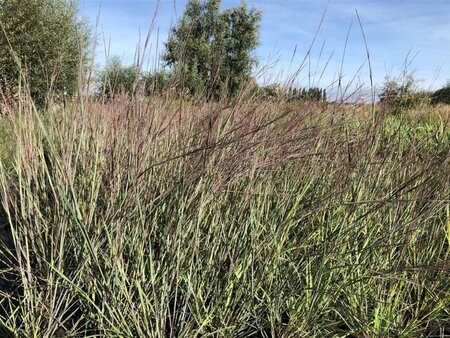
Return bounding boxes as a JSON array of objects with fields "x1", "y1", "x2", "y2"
[
  {"x1": 0, "y1": 0, "x2": 89, "y2": 106},
  {"x1": 163, "y1": 0, "x2": 262, "y2": 98}
]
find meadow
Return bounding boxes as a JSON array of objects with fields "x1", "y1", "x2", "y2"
[{"x1": 0, "y1": 89, "x2": 449, "y2": 337}]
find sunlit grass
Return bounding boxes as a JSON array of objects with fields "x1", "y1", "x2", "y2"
[{"x1": 0, "y1": 92, "x2": 449, "y2": 337}]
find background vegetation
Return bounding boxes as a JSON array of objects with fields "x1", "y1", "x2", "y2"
[
  {"x1": 164, "y1": 0, "x2": 261, "y2": 98},
  {"x1": 432, "y1": 81, "x2": 450, "y2": 105},
  {"x1": 0, "y1": 0, "x2": 89, "y2": 107}
]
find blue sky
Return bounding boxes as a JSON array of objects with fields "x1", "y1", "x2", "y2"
[{"x1": 79, "y1": 0, "x2": 450, "y2": 92}]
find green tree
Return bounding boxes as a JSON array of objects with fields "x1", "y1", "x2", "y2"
[
  {"x1": 296, "y1": 87, "x2": 324, "y2": 102},
  {"x1": 163, "y1": 0, "x2": 262, "y2": 98},
  {"x1": 431, "y1": 81, "x2": 450, "y2": 105},
  {"x1": 97, "y1": 56, "x2": 140, "y2": 98},
  {"x1": 0, "y1": 0, "x2": 90, "y2": 106}
]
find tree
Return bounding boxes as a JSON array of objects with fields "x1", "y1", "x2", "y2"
[
  {"x1": 0, "y1": 0, "x2": 89, "y2": 106},
  {"x1": 287, "y1": 86, "x2": 326, "y2": 102},
  {"x1": 163, "y1": 0, "x2": 262, "y2": 98},
  {"x1": 97, "y1": 56, "x2": 140, "y2": 98},
  {"x1": 431, "y1": 81, "x2": 450, "y2": 105}
]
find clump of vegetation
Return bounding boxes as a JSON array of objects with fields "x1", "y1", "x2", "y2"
[
  {"x1": 164, "y1": 0, "x2": 262, "y2": 98},
  {"x1": 0, "y1": 0, "x2": 90, "y2": 106},
  {"x1": 97, "y1": 56, "x2": 140, "y2": 98},
  {"x1": 0, "y1": 118, "x2": 14, "y2": 169},
  {"x1": 287, "y1": 86, "x2": 327, "y2": 102},
  {"x1": 0, "y1": 86, "x2": 449, "y2": 337},
  {"x1": 432, "y1": 81, "x2": 450, "y2": 105},
  {"x1": 379, "y1": 72, "x2": 431, "y2": 115},
  {"x1": 143, "y1": 69, "x2": 175, "y2": 96},
  {"x1": 95, "y1": 0, "x2": 263, "y2": 101}
]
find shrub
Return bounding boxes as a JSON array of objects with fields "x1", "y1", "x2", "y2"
[
  {"x1": 431, "y1": 81, "x2": 450, "y2": 105},
  {"x1": 379, "y1": 73, "x2": 430, "y2": 114}
]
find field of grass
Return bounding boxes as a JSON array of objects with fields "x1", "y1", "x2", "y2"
[{"x1": 0, "y1": 93, "x2": 449, "y2": 337}]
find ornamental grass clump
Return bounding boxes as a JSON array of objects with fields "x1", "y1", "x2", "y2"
[{"x1": 0, "y1": 84, "x2": 448, "y2": 336}]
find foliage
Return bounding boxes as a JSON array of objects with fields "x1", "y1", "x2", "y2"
[
  {"x1": 379, "y1": 73, "x2": 431, "y2": 114},
  {"x1": 142, "y1": 69, "x2": 175, "y2": 96},
  {"x1": 259, "y1": 85, "x2": 327, "y2": 102},
  {"x1": 0, "y1": 0, "x2": 90, "y2": 106},
  {"x1": 431, "y1": 81, "x2": 450, "y2": 105},
  {"x1": 0, "y1": 91, "x2": 449, "y2": 336},
  {"x1": 288, "y1": 86, "x2": 326, "y2": 102},
  {"x1": 0, "y1": 1, "x2": 449, "y2": 336},
  {"x1": 0, "y1": 117, "x2": 14, "y2": 169},
  {"x1": 163, "y1": 0, "x2": 262, "y2": 98},
  {"x1": 97, "y1": 56, "x2": 140, "y2": 98},
  {"x1": 260, "y1": 83, "x2": 283, "y2": 98}
]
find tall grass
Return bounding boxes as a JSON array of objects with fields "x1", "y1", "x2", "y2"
[{"x1": 0, "y1": 88, "x2": 449, "y2": 337}]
